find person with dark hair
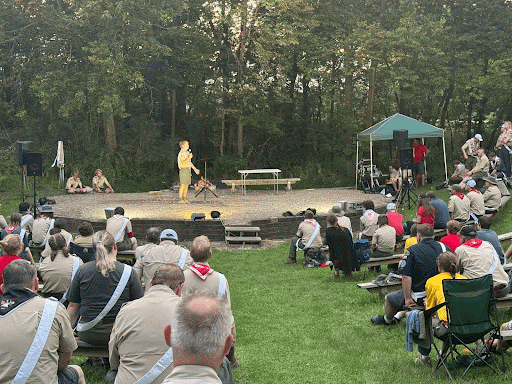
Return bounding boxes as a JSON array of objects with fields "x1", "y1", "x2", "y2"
[
  {"x1": 448, "y1": 185, "x2": 470, "y2": 222},
  {"x1": 476, "y1": 216, "x2": 505, "y2": 265},
  {"x1": 40, "y1": 218, "x2": 73, "y2": 259},
  {"x1": 286, "y1": 210, "x2": 322, "y2": 264},
  {"x1": 329, "y1": 205, "x2": 352, "y2": 235},
  {"x1": 67, "y1": 231, "x2": 143, "y2": 347},
  {"x1": 0, "y1": 260, "x2": 86, "y2": 384},
  {"x1": 106, "y1": 264, "x2": 185, "y2": 384},
  {"x1": 73, "y1": 221, "x2": 95, "y2": 248},
  {"x1": 403, "y1": 224, "x2": 418, "y2": 255},
  {"x1": 1, "y1": 212, "x2": 33, "y2": 262},
  {"x1": 66, "y1": 171, "x2": 91, "y2": 194},
  {"x1": 18, "y1": 201, "x2": 33, "y2": 239},
  {"x1": 93, "y1": 168, "x2": 114, "y2": 193},
  {"x1": 359, "y1": 200, "x2": 379, "y2": 240},
  {"x1": 425, "y1": 191, "x2": 450, "y2": 230},
  {"x1": 134, "y1": 227, "x2": 161, "y2": 265},
  {"x1": 325, "y1": 214, "x2": 357, "y2": 278},
  {"x1": 449, "y1": 159, "x2": 466, "y2": 184},
  {"x1": 440, "y1": 220, "x2": 461, "y2": 253},
  {"x1": 106, "y1": 207, "x2": 137, "y2": 251},
  {"x1": 403, "y1": 196, "x2": 435, "y2": 236},
  {"x1": 31, "y1": 204, "x2": 54, "y2": 247},
  {"x1": 38, "y1": 233, "x2": 83, "y2": 300},
  {"x1": 412, "y1": 252, "x2": 466, "y2": 366},
  {"x1": 0, "y1": 234, "x2": 23, "y2": 294},
  {"x1": 370, "y1": 215, "x2": 396, "y2": 258},
  {"x1": 372, "y1": 224, "x2": 449, "y2": 326},
  {"x1": 455, "y1": 225, "x2": 509, "y2": 298},
  {"x1": 413, "y1": 139, "x2": 429, "y2": 186}
]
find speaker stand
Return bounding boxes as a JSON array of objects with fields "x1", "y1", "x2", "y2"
[
  {"x1": 33, "y1": 175, "x2": 38, "y2": 217},
  {"x1": 395, "y1": 175, "x2": 417, "y2": 209}
]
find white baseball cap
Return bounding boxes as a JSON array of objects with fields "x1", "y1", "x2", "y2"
[{"x1": 474, "y1": 133, "x2": 483, "y2": 141}]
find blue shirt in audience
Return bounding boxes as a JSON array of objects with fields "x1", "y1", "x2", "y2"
[
  {"x1": 430, "y1": 198, "x2": 450, "y2": 229},
  {"x1": 477, "y1": 229, "x2": 505, "y2": 265}
]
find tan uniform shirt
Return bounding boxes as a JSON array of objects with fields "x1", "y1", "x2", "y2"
[
  {"x1": 66, "y1": 177, "x2": 83, "y2": 189},
  {"x1": 109, "y1": 285, "x2": 180, "y2": 384},
  {"x1": 455, "y1": 241, "x2": 509, "y2": 288},
  {"x1": 466, "y1": 190, "x2": 485, "y2": 216},
  {"x1": 31, "y1": 217, "x2": 52, "y2": 245},
  {"x1": 38, "y1": 251, "x2": 83, "y2": 294},
  {"x1": 0, "y1": 215, "x2": 7, "y2": 230},
  {"x1": 20, "y1": 213, "x2": 34, "y2": 236},
  {"x1": 0, "y1": 294, "x2": 77, "y2": 384},
  {"x1": 448, "y1": 195, "x2": 471, "y2": 221},
  {"x1": 162, "y1": 365, "x2": 222, "y2": 384},
  {"x1": 451, "y1": 164, "x2": 466, "y2": 179},
  {"x1": 40, "y1": 229, "x2": 73, "y2": 259},
  {"x1": 177, "y1": 149, "x2": 193, "y2": 169},
  {"x1": 461, "y1": 139, "x2": 479, "y2": 157},
  {"x1": 372, "y1": 225, "x2": 396, "y2": 253},
  {"x1": 92, "y1": 174, "x2": 110, "y2": 188},
  {"x1": 360, "y1": 210, "x2": 379, "y2": 237},
  {"x1": 133, "y1": 241, "x2": 192, "y2": 293},
  {"x1": 134, "y1": 243, "x2": 157, "y2": 261},
  {"x1": 296, "y1": 219, "x2": 323, "y2": 248},
  {"x1": 106, "y1": 215, "x2": 133, "y2": 244},
  {"x1": 483, "y1": 185, "x2": 502, "y2": 209},
  {"x1": 336, "y1": 216, "x2": 353, "y2": 236},
  {"x1": 73, "y1": 235, "x2": 94, "y2": 248},
  {"x1": 182, "y1": 262, "x2": 231, "y2": 304},
  {"x1": 474, "y1": 154, "x2": 489, "y2": 173}
]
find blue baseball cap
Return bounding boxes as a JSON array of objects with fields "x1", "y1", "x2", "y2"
[{"x1": 160, "y1": 229, "x2": 178, "y2": 241}]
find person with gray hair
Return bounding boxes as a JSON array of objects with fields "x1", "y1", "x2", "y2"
[
  {"x1": 162, "y1": 290, "x2": 233, "y2": 384},
  {"x1": 0, "y1": 260, "x2": 86, "y2": 384},
  {"x1": 133, "y1": 226, "x2": 161, "y2": 269}
]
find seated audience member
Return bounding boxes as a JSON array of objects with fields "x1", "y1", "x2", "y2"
[
  {"x1": 386, "y1": 203, "x2": 404, "y2": 242},
  {"x1": 359, "y1": 200, "x2": 379, "y2": 240},
  {"x1": 182, "y1": 236, "x2": 240, "y2": 369},
  {"x1": 286, "y1": 209, "x2": 322, "y2": 264},
  {"x1": 0, "y1": 260, "x2": 85, "y2": 384},
  {"x1": 403, "y1": 224, "x2": 418, "y2": 255},
  {"x1": 106, "y1": 264, "x2": 185, "y2": 384},
  {"x1": 389, "y1": 165, "x2": 402, "y2": 192},
  {"x1": 18, "y1": 201, "x2": 34, "y2": 239},
  {"x1": 329, "y1": 205, "x2": 352, "y2": 236},
  {"x1": 38, "y1": 233, "x2": 83, "y2": 300},
  {"x1": 455, "y1": 226, "x2": 509, "y2": 298},
  {"x1": 134, "y1": 227, "x2": 161, "y2": 261},
  {"x1": 0, "y1": 235, "x2": 23, "y2": 294},
  {"x1": 40, "y1": 218, "x2": 73, "y2": 259},
  {"x1": 162, "y1": 290, "x2": 233, "y2": 384},
  {"x1": 372, "y1": 225, "x2": 447, "y2": 325},
  {"x1": 30, "y1": 204, "x2": 54, "y2": 247},
  {"x1": 411, "y1": 252, "x2": 466, "y2": 366},
  {"x1": 449, "y1": 160, "x2": 466, "y2": 184},
  {"x1": 73, "y1": 221, "x2": 95, "y2": 248},
  {"x1": 67, "y1": 231, "x2": 143, "y2": 346},
  {"x1": 440, "y1": 220, "x2": 461, "y2": 253},
  {"x1": 106, "y1": 207, "x2": 137, "y2": 251},
  {"x1": 488, "y1": 151, "x2": 507, "y2": 177},
  {"x1": 370, "y1": 215, "x2": 396, "y2": 258},
  {"x1": 448, "y1": 184, "x2": 470, "y2": 222},
  {"x1": 482, "y1": 176, "x2": 502, "y2": 210},
  {"x1": 134, "y1": 229, "x2": 192, "y2": 293},
  {"x1": 66, "y1": 171, "x2": 91, "y2": 194},
  {"x1": 426, "y1": 191, "x2": 450, "y2": 229},
  {"x1": 476, "y1": 216, "x2": 505, "y2": 265},
  {"x1": 466, "y1": 148, "x2": 489, "y2": 182},
  {"x1": 0, "y1": 208, "x2": 6, "y2": 232},
  {"x1": 1, "y1": 212, "x2": 33, "y2": 262},
  {"x1": 93, "y1": 168, "x2": 114, "y2": 193},
  {"x1": 325, "y1": 214, "x2": 358, "y2": 278},
  {"x1": 462, "y1": 179, "x2": 485, "y2": 219},
  {"x1": 404, "y1": 196, "x2": 435, "y2": 235}
]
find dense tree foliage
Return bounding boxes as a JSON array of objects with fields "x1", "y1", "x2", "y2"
[{"x1": 1, "y1": 0, "x2": 512, "y2": 190}]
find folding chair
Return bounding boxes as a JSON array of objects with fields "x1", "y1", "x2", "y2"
[
  {"x1": 69, "y1": 242, "x2": 95, "y2": 263},
  {"x1": 434, "y1": 274, "x2": 502, "y2": 379}
]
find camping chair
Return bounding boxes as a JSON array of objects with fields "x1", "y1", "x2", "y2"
[
  {"x1": 435, "y1": 274, "x2": 502, "y2": 379},
  {"x1": 69, "y1": 242, "x2": 95, "y2": 263}
]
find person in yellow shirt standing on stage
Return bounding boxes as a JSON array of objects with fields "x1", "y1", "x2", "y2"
[{"x1": 177, "y1": 141, "x2": 199, "y2": 204}]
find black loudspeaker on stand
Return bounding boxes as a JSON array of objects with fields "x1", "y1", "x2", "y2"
[
  {"x1": 24, "y1": 152, "x2": 43, "y2": 177},
  {"x1": 393, "y1": 130, "x2": 408, "y2": 151},
  {"x1": 399, "y1": 148, "x2": 414, "y2": 169}
]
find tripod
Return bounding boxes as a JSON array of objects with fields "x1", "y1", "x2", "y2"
[
  {"x1": 194, "y1": 159, "x2": 218, "y2": 201},
  {"x1": 395, "y1": 169, "x2": 417, "y2": 209}
]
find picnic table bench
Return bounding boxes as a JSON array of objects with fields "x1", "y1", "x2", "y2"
[
  {"x1": 224, "y1": 226, "x2": 261, "y2": 245},
  {"x1": 359, "y1": 254, "x2": 402, "y2": 269},
  {"x1": 221, "y1": 177, "x2": 301, "y2": 193}
]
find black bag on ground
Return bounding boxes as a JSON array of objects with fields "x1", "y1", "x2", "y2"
[{"x1": 353, "y1": 239, "x2": 370, "y2": 263}]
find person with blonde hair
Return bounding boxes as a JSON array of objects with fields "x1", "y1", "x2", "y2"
[
  {"x1": 38, "y1": 233, "x2": 83, "y2": 301},
  {"x1": 0, "y1": 234, "x2": 23, "y2": 294},
  {"x1": 1, "y1": 212, "x2": 33, "y2": 262},
  {"x1": 440, "y1": 220, "x2": 461, "y2": 253},
  {"x1": 67, "y1": 231, "x2": 143, "y2": 346}
]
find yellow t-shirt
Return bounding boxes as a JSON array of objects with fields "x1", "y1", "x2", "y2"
[
  {"x1": 425, "y1": 272, "x2": 466, "y2": 322},
  {"x1": 403, "y1": 236, "x2": 417, "y2": 255}
]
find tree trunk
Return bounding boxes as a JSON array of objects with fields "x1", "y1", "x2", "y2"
[
  {"x1": 466, "y1": 96, "x2": 475, "y2": 139},
  {"x1": 237, "y1": 118, "x2": 243, "y2": 155},
  {"x1": 103, "y1": 103, "x2": 116, "y2": 151},
  {"x1": 220, "y1": 109, "x2": 225, "y2": 156},
  {"x1": 439, "y1": 83, "x2": 454, "y2": 129},
  {"x1": 171, "y1": 89, "x2": 176, "y2": 138},
  {"x1": 366, "y1": 66, "x2": 375, "y2": 127}
]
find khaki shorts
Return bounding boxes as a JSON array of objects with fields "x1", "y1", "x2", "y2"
[{"x1": 180, "y1": 168, "x2": 191, "y2": 185}]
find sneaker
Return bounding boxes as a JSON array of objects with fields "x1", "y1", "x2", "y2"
[
  {"x1": 284, "y1": 259, "x2": 296, "y2": 265},
  {"x1": 414, "y1": 354, "x2": 432, "y2": 367},
  {"x1": 230, "y1": 359, "x2": 241, "y2": 369},
  {"x1": 371, "y1": 315, "x2": 396, "y2": 325}
]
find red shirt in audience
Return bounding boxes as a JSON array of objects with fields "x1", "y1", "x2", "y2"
[
  {"x1": 417, "y1": 206, "x2": 435, "y2": 227},
  {"x1": 386, "y1": 212, "x2": 404, "y2": 236},
  {"x1": 0, "y1": 255, "x2": 21, "y2": 294},
  {"x1": 440, "y1": 234, "x2": 461, "y2": 253}
]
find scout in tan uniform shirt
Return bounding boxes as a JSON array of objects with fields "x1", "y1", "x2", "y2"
[
  {"x1": 66, "y1": 172, "x2": 91, "y2": 194},
  {"x1": 92, "y1": 168, "x2": 114, "y2": 193},
  {"x1": 0, "y1": 260, "x2": 85, "y2": 384},
  {"x1": 107, "y1": 264, "x2": 184, "y2": 384},
  {"x1": 19, "y1": 201, "x2": 34, "y2": 238},
  {"x1": 286, "y1": 210, "x2": 323, "y2": 264},
  {"x1": 461, "y1": 134, "x2": 482, "y2": 170},
  {"x1": 31, "y1": 204, "x2": 54, "y2": 246},
  {"x1": 134, "y1": 227, "x2": 161, "y2": 262},
  {"x1": 177, "y1": 140, "x2": 200, "y2": 204},
  {"x1": 448, "y1": 185, "x2": 471, "y2": 221},
  {"x1": 371, "y1": 215, "x2": 396, "y2": 257},
  {"x1": 462, "y1": 179, "x2": 485, "y2": 217},
  {"x1": 359, "y1": 200, "x2": 379, "y2": 240},
  {"x1": 482, "y1": 176, "x2": 502, "y2": 210},
  {"x1": 40, "y1": 219, "x2": 73, "y2": 259},
  {"x1": 105, "y1": 207, "x2": 137, "y2": 251},
  {"x1": 133, "y1": 229, "x2": 192, "y2": 293},
  {"x1": 467, "y1": 149, "x2": 489, "y2": 181}
]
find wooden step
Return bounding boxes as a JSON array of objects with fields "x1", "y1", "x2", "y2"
[
  {"x1": 225, "y1": 236, "x2": 262, "y2": 244},
  {"x1": 225, "y1": 226, "x2": 261, "y2": 232}
]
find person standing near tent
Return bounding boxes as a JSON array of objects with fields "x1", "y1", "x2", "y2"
[{"x1": 413, "y1": 139, "x2": 429, "y2": 187}]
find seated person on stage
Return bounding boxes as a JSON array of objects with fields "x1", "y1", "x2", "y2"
[
  {"x1": 388, "y1": 165, "x2": 402, "y2": 192},
  {"x1": 370, "y1": 215, "x2": 396, "y2": 258},
  {"x1": 426, "y1": 191, "x2": 450, "y2": 230},
  {"x1": 440, "y1": 220, "x2": 461, "y2": 253},
  {"x1": 67, "y1": 231, "x2": 143, "y2": 347},
  {"x1": 106, "y1": 207, "x2": 137, "y2": 251},
  {"x1": 18, "y1": 201, "x2": 33, "y2": 240},
  {"x1": 106, "y1": 264, "x2": 185, "y2": 384},
  {"x1": 30, "y1": 204, "x2": 54, "y2": 247},
  {"x1": 0, "y1": 235, "x2": 24, "y2": 295},
  {"x1": 329, "y1": 205, "x2": 352, "y2": 236},
  {"x1": 461, "y1": 134, "x2": 482, "y2": 171},
  {"x1": 38, "y1": 233, "x2": 83, "y2": 301},
  {"x1": 93, "y1": 168, "x2": 114, "y2": 193},
  {"x1": 66, "y1": 171, "x2": 91, "y2": 194},
  {"x1": 386, "y1": 203, "x2": 404, "y2": 242},
  {"x1": 0, "y1": 260, "x2": 85, "y2": 384},
  {"x1": 462, "y1": 179, "x2": 485, "y2": 219},
  {"x1": 449, "y1": 159, "x2": 466, "y2": 184},
  {"x1": 286, "y1": 210, "x2": 322, "y2": 264},
  {"x1": 40, "y1": 218, "x2": 73, "y2": 259},
  {"x1": 447, "y1": 184, "x2": 470, "y2": 222},
  {"x1": 482, "y1": 176, "x2": 502, "y2": 210},
  {"x1": 371, "y1": 224, "x2": 448, "y2": 326},
  {"x1": 477, "y1": 216, "x2": 506, "y2": 265},
  {"x1": 359, "y1": 200, "x2": 379, "y2": 240},
  {"x1": 466, "y1": 148, "x2": 489, "y2": 182},
  {"x1": 1, "y1": 212, "x2": 33, "y2": 263},
  {"x1": 410, "y1": 252, "x2": 466, "y2": 367},
  {"x1": 455, "y1": 225, "x2": 510, "y2": 298}
]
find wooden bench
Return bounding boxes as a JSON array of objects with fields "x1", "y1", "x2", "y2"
[
  {"x1": 357, "y1": 280, "x2": 401, "y2": 299},
  {"x1": 74, "y1": 339, "x2": 109, "y2": 358},
  {"x1": 117, "y1": 250, "x2": 136, "y2": 264},
  {"x1": 359, "y1": 254, "x2": 402, "y2": 269},
  {"x1": 225, "y1": 226, "x2": 261, "y2": 245},
  {"x1": 221, "y1": 178, "x2": 301, "y2": 193}
]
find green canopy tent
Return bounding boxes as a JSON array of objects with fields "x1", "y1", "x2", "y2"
[{"x1": 356, "y1": 113, "x2": 448, "y2": 188}]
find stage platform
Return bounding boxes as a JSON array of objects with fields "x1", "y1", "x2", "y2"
[{"x1": 52, "y1": 187, "x2": 389, "y2": 242}]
